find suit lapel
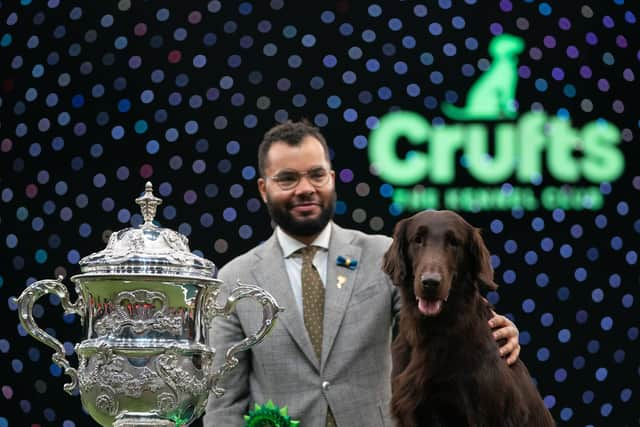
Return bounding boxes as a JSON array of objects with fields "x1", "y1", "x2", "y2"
[
  {"x1": 250, "y1": 234, "x2": 318, "y2": 366},
  {"x1": 321, "y1": 224, "x2": 361, "y2": 369}
]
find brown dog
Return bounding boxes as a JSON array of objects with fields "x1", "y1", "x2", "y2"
[{"x1": 383, "y1": 210, "x2": 555, "y2": 427}]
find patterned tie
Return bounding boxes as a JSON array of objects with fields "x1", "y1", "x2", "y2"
[
  {"x1": 299, "y1": 246, "x2": 336, "y2": 427},
  {"x1": 300, "y1": 245, "x2": 325, "y2": 358}
]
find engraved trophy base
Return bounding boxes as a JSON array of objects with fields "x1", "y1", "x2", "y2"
[{"x1": 113, "y1": 413, "x2": 174, "y2": 426}]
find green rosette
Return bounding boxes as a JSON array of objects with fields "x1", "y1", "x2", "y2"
[{"x1": 243, "y1": 400, "x2": 301, "y2": 427}]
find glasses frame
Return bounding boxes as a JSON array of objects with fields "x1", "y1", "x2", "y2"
[{"x1": 267, "y1": 167, "x2": 332, "y2": 191}]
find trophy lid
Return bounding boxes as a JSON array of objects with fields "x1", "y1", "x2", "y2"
[{"x1": 77, "y1": 182, "x2": 217, "y2": 279}]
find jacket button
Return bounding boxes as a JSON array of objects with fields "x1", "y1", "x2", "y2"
[{"x1": 322, "y1": 381, "x2": 330, "y2": 391}]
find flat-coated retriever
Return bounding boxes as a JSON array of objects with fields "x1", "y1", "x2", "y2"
[{"x1": 383, "y1": 210, "x2": 555, "y2": 427}]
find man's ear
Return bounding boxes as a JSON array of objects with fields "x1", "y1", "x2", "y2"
[{"x1": 258, "y1": 177, "x2": 267, "y2": 203}]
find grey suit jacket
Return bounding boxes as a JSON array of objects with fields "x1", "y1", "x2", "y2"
[{"x1": 203, "y1": 222, "x2": 400, "y2": 427}]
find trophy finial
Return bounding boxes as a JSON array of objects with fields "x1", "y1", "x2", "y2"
[{"x1": 135, "y1": 181, "x2": 162, "y2": 225}]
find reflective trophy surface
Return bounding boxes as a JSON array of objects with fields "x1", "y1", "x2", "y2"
[{"x1": 16, "y1": 182, "x2": 283, "y2": 426}]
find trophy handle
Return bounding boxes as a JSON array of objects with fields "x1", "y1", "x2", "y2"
[
  {"x1": 208, "y1": 282, "x2": 283, "y2": 397},
  {"x1": 15, "y1": 276, "x2": 85, "y2": 394}
]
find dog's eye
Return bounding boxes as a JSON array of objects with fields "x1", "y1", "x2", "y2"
[
  {"x1": 447, "y1": 237, "x2": 460, "y2": 247},
  {"x1": 412, "y1": 235, "x2": 423, "y2": 245}
]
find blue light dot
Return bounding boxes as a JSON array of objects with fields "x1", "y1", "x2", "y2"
[
  {"x1": 558, "y1": 329, "x2": 571, "y2": 343},
  {"x1": 576, "y1": 310, "x2": 588, "y2": 324},
  {"x1": 560, "y1": 408, "x2": 573, "y2": 421},
  {"x1": 587, "y1": 340, "x2": 600, "y2": 353},
  {"x1": 379, "y1": 184, "x2": 394, "y2": 198},
  {"x1": 223, "y1": 207, "x2": 237, "y2": 222},
  {"x1": 592, "y1": 288, "x2": 604, "y2": 303},
  {"x1": 536, "y1": 347, "x2": 550, "y2": 361},
  {"x1": 620, "y1": 388, "x2": 632, "y2": 402},
  {"x1": 557, "y1": 287, "x2": 570, "y2": 301},
  {"x1": 522, "y1": 298, "x2": 535, "y2": 313},
  {"x1": 554, "y1": 368, "x2": 567, "y2": 382},
  {"x1": 600, "y1": 316, "x2": 613, "y2": 331},
  {"x1": 582, "y1": 390, "x2": 595, "y2": 404},
  {"x1": 543, "y1": 395, "x2": 555, "y2": 408},
  {"x1": 559, "y1": 244, "x2": 573, "y2": 258},
  {"x1": 504, "y1": 240, "x2": 517, "y2": 254},
  {"x1": 540, "y1": 313, "x2": 554, "y2": 327}
]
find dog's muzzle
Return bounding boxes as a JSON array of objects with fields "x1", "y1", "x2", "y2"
[{"x1": 421, "y1": 272, "x2": 442, "y2": 291}]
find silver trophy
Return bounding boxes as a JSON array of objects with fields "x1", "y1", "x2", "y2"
[{"x1": 15, "y1": 182, "x2": 283, "y2": 426}]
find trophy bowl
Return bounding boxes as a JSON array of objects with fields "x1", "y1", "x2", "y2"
[{"x1": 15, "y1": 183, "x2": 283, "y2": 426}]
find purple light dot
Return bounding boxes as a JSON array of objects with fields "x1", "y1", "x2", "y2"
[
  {"x1": 518, "y1": 65, "x2": 531, "y2": 79},
  {"x1": 339, "y1": 169, "x2": 354, "y2": 183},
  {"x1": 489, "y1": 23, "x2": 503, "y2": 35},
  {"x1": 597, "y1": 79, "x2": 610, "y2": 92},
  {"x1": 558, "y1": 17, "x2": 571, "y2": 30},
  {"x1": 128, "y1": 56, "x2": 142, "y2": 69},
  {"x1": 623, "y1": 68, "x2": 635, "y2": 82},
  {"x1": 580, "y1": 66, "x2": 592, "y2": 79},
  {"x1": 566, "y1": 46, "x2": 579, "y2": 58},
  {"x1": 543, "y1": 36, "x2": 556, "y2": 48},
  {"x1": 585, "y1": 32, "x2": 598, "y2": 45},
  {"x1": 616, "y1": 35, "x2": 628, "y2": 48},
  {"x1": 552, "y1": 67, "x2": 565, "y2": 81},
  {"x1": 183, "y1": 190, "x2": 197, "y2": 205},
  {"x1": 499, "y1": 0, "x2": 512, "y2": 12},
  {"x1": 602, "y1": 16, "x2": 614, "y2": 28}
]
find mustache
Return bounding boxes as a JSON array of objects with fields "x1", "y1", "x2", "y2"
[{"x1": 288, "y1": 194, "x2": 321, "y2": 207}]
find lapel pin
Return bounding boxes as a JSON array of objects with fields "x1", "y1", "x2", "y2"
[
  {"x1": 336, "y1": 255, "x2": 358, "y2": 270},
  {"x1": 337, "y1": 275, "x2": 347, "y2": 289}
]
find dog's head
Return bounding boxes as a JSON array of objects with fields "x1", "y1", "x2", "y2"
[{"x1": 382, "y1": 210, "x2": 497, "y2": 317}]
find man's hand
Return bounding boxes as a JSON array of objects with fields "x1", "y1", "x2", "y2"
[{"x1": 488, "y1": 312, "x2": 520, "y2": 365}]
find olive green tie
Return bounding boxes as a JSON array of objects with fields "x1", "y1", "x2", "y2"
[
  {"x1": 300, "y1": 246, "x2": 324, "y2": 359},
  {"x1": 299, "y1": 246, "x2": 336, "y2": 427}
]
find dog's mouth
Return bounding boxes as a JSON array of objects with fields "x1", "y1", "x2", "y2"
[{"x1": 416, "y1": 297, "x2": 445, "y2": 316}]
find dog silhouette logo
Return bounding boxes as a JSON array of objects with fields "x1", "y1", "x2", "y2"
[{"x1": 442, "y1": 34, "x2": 525, "y2": 121}]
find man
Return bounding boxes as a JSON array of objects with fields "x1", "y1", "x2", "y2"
[{"x1": 203, "y1": 120, "x2": 520, "y2": 427}]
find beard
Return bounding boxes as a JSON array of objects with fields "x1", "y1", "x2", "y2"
[{"x1": 266, "y1": 191, "x2": 336, "y2": 237}]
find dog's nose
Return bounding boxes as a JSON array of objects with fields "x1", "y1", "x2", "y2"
[{"x1": 421, "y1": 272, "x2": 441, "y2": 289}]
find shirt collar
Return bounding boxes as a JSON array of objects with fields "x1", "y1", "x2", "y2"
[{"x1": 276, "y1": 222, "x2": 332, "y2": 258}]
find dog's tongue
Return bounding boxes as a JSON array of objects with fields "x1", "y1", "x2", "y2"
[{"x1": 418, "y1": 298, "x2": 442, "y2": 316}]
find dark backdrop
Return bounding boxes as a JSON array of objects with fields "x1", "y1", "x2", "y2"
[{"x1": 0, "y1": 1, "x2": 638, "y2": 426}]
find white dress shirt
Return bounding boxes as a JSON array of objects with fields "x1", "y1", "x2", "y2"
[{"x1": 275, "y1": 223, "x2": 331, "y2": 316}]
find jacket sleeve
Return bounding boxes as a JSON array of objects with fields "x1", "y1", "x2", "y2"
[{"x1": 202, "y1": 267, "x2": 251, "y2": 427}]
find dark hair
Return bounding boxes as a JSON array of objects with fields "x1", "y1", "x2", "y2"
[{"x1": 258, "y1": 120, "x2": 331, "y2": 177}]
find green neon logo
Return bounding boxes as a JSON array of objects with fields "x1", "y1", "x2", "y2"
[
  {"x1": 442, "y1": 34, "x2": 524, "y2": 121},
  {"x1": 367, "y1": 34, "x2": 624, "y2": 211}
]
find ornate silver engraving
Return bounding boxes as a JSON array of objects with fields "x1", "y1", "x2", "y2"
[{"x1": 94, "y1": 290, "x2": 183, "y2": 336}]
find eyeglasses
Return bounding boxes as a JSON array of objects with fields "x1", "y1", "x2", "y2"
[{"x1": 268, "y1": 167, "x2": 331, "y2": 190}]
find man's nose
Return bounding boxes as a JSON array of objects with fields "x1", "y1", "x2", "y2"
[{"x1": 294, "y1": 174, "x2": 316, "y2": 192}]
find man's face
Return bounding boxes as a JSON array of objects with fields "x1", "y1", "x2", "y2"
[{"x1": 258, "y1": 136, "x2": 336, "y2": 240}]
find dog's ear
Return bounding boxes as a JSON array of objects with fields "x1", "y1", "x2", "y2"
[
  {"x1": 468, "y1": 227, "x2": 498, "y2": 291},
  {"x1": 382, "y1": 218, "x2": 409, "y2": 286}
]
